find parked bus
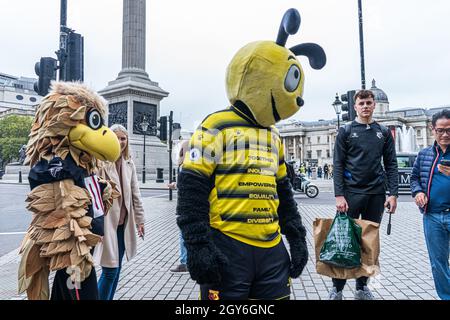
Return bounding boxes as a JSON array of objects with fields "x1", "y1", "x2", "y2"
[{"x1": 396, "y1": 152, "x2": 418, "y2": 193}]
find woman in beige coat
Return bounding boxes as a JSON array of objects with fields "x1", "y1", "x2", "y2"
[{"x1": 96, "y1": 124, "x2": 145, "y2": 300}]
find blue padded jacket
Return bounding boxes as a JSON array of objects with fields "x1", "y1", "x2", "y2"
[{"x1": 410, "y1": 141, "x2": 441, "y2": 214}]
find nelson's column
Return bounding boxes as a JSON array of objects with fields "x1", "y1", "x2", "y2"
[{"x1": 99, "y1": 0, "x2": 169, "y2": 182}]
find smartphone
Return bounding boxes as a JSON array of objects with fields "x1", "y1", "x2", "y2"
[{"x1": 440, "y1": 159, "x2": 450, "y2": 167}]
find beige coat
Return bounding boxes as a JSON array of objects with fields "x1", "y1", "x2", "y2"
[{"x1": 94, "y1": 157, "x2": 145, "y2": 268}]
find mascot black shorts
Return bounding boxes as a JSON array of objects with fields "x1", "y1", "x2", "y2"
[{"x1": 200, "y1": 229, "x2": 291, "y2": 300}]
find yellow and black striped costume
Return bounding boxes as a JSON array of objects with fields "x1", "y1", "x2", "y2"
[
  {"x1": 175, "y1": 7, "x2": 325, "y2": 298},
  {"x1": 183, "y1": 106, "x2": 287, "y2": 248}
]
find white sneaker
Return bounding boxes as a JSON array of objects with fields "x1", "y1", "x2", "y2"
[
  {"x1": 354, "y1": 286, "x2": 375, "y2": 300},
  {"x1": 327, "y1": 287, "x2": 343, "y2": 300}
]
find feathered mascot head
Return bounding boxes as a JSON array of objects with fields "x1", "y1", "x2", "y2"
[{"x1": 25, "y1": 82, "x2": 120, "y2": 171}]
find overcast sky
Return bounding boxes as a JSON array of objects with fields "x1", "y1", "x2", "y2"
[{"x1": 1, "y1": 0, "x2": 450, "y2": 130}]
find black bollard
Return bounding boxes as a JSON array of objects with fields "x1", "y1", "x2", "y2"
[
  {"x1": 156, "y1": 168, "x2": 164, "y2": 183},
  {"x1": 19, "y1": 170, "x2": 22, "y2": 183}
]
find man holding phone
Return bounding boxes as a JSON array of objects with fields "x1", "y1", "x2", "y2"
[{"x1": 411, "y1": 109, "x2": 450, "y2": 300}]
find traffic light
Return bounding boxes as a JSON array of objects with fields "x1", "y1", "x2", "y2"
[
  {"x1": 62, "y1": 31, "x2": 84, "y2": 81},
  {"x1": 341, "y1": 90, "x2": 356, "y2": 122},
  {"x1": 34, "y1": 57, "x2": 57, "y2": 96},
  {"x1": 157, "y1": 116, "x2": 168, "y2": 142}
]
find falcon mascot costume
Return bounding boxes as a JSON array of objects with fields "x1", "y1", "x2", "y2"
[
  {"x1": 18, "y1": 82, "x2": 120, "y2": 300},
  {"x1": 176, "y1": 8, "x2": 326, "y2": 300}
]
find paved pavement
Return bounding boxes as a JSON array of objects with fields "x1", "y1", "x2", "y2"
[{"x1": 0, "y1": 194, "x2": 439, "y2": 300}]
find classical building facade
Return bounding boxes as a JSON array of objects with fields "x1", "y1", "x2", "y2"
[
  {"x1": 0, "y1": 72, "x2": 41, "y2": 118},
  {"x1": 277, "y1": 80, "x2": 449, "y2": 167}
]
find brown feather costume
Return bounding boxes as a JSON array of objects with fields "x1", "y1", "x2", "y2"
[{"x1": 18, "y1": 82, "x2": 120, "y2": 300}]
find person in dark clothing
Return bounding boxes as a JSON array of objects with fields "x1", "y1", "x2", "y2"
[
  {"x1": 323, "y1": 164, "x2": 329, "y2": 179},
  {"x1": 410, "y1": 109, "x2": 450, "y2": 300},
  {"x1": 329, "y1": 89, "x2": 399, "y2": 300}
]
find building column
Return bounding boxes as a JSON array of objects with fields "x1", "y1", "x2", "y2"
[
  {"x1": 299, "y1": 137, "x2": 303, "y2": 163},
  {"x1": 283, "y1": 138, "x2": 288, "y2": 159},
  {"x1": 422, "y1": 126, "x2": 428, "y2": 148},
  {"x1": 293, "y1": 136, "x2": 297, "y2": 160},
  {"x1": 328, "y1": 133, "x2": 333, "y2": 161}
]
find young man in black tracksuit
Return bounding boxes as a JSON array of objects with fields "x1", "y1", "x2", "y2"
[{"x1": 330, "y1": 89, "x2": 399, "y2": 300}]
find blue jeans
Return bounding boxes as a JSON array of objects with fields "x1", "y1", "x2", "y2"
[
  {"x1": 180, "y1": 233, "x2": 187, "y2": 265},
  {"x1": 423, "y1": 211, "x2": 450, "y2": 300},
  {"x1": 98, "y1": 224, "x2": 125, "y2": 300}
]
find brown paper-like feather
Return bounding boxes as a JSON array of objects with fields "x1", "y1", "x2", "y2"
[
  {"x1": 25, "y1": 244, "x2": 46, "y2": 278},
  {"x1": 69, "y1": 207, "x2": 88, "y2": 219},
  {"x1": 26, "y1": 267, "x2": 49, "y2": 300},
  {"x1": 49, "y1": 253, "x2": 71, "y2": 271},
  {"x1": 40, "y1": 212, "x2": 68, "y2": 229},
  {"x1": 51, "y1": 226, "x2": 72, "y2": 242},
  {"x1": 76, "y1": 216, "x2": 92, "y2": 228}
]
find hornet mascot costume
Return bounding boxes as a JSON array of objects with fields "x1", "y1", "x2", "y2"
[
  {"x1": 18, "y1": 82, "x2": 121, "y2": 300},
  {"x1": 177, "y1": 8, "x2": 326, "y2": 300}
]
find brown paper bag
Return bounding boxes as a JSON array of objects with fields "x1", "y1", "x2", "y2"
[{"x1": 313, "y1": 217, "x2": 380, "y2": 279}]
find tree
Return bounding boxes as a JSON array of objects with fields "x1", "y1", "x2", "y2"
[{"x1": 0, "y1": 115, "x2": 33, "y2": 168}]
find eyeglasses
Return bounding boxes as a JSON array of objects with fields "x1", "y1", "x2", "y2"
[{"x1": 433, "y1": 128, "x2": 450, "y2": 135}]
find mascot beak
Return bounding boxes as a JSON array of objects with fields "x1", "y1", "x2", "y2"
[{"x1": 69, "y1": 124, "x2": 121, "y2": 162}]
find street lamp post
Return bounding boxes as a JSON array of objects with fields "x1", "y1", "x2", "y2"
[
  {"x1": 332, "y1": 93, "x2": 343, "y2": 130},
  {"x1": 140, "y1": 119, "x2": 149, "y2": 184}
]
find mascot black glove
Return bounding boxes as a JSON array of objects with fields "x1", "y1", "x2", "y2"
[
  {"x1": 277, "y1": 176, "x2": 309, "y2": 278},
  {"x1": 184, "y1": 241, "x2": 229, "y2": 284},
  {"x1": 176, "y1": 170, "x2": 228, "y2": 285}
]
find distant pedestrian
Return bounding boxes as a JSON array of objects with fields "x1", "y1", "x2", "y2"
[
  {"x1": 324, "y1": 164, "x2": 329, "y2": 179},
  {"x1": 307, "y1": 166, "x2": 312, "y2": 178},
  {"x1": 317, "y1": 166, "x2": 322, "y2": 179},
  {"x1": 96, "y1": 124, "x2": 146, "y2": 300},
  {"x1": 170, "y1": 140, "x2": 190, "y2": 273},
  {"x1": 300, "y1": 165, "x2": 306, "y2": 175},
  {"x1": 410, "y1": 109, "x2": 450, "y2": 300}
]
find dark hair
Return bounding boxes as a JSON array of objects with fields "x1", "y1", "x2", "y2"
[
  {"x1": 431, "y1": 109, "x2": 450, "y2": 127},
  {"x1": 354, "y1": 89, "x2": 375, "y2": 101}
]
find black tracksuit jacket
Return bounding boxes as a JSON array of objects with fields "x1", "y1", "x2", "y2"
[{"x1": 333, "y1": 120, "x2": 399, "y2": 196}]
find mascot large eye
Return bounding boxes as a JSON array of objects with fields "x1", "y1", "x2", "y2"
[
  {"x1": 284, "y1": 65, "x2": 301, "y2": 92},
  {"x1": 86, "y1": 110, "x2": 103, "y2": 130}
]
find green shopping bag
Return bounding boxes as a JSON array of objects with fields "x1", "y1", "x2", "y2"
[{"x1": 319, "y1": 212, "x2": 362, "y2": 268}]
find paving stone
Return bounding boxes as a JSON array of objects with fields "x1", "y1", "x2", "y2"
[{"x1": 0, "y1": 199, "x2": 438, "y2": 300}]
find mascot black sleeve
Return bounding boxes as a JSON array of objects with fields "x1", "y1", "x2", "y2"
[
  {"x1": 176, "y1": 170, "x2": 228, "y2": 284},
  {"x1": 277, "y1": 176, "x2": 308, "y2": 278}
]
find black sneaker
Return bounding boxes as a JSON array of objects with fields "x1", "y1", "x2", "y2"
[{"x1": 170, "y1": 264, "x2": 189, "y2": 273}]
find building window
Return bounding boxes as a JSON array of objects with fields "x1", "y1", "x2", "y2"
[
  {"x1": 326, "y1": 149, "x2": 330, "y2": 158},
  {"x1": 16, "y1": 95, "x2": 24, "y2": 100},
  {"x1": 307, "y1": 137, "x2": 311, "y2": 144},
  {"x1": 417, "y1": 129, "x2": 421, "y2": 137},
  {"x1": 30, "y1": 97, "x2": 37, "y2": 102},
  {"x1": 317, "y1": 150, "x2": 322, "y2": 158},
  {"x1": 306, "y1": 151, "x2": 312, "y2": 159},
  {"x1": 317, "y1": 136, "x2": 321, "y2": 144},
  {"x1": 327, "y1": 136, "x2": 330, "y2": 143}
]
